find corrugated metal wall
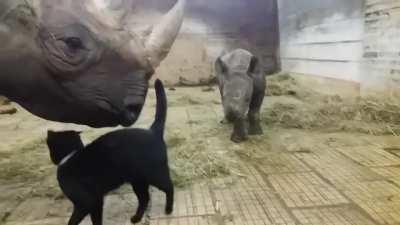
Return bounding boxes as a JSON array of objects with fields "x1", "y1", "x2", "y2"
[
  {"x1": 362, "y1": 0, "x2": 400, "y2": 96},
  {"x1": 278, "y1": 0, "x2": 365, "y2": 82},
  {"x1": 278, "y1": 0, "x2": 400, "y2": 96}
]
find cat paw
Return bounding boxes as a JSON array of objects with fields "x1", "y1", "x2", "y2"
[
  {"x1": 130, "y1": 214, "x2": 143, "y2": 224},
  {"x1": 165, "y1": 205, "x2": 173, "y2": 215}
]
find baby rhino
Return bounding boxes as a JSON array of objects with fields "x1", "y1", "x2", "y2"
[
  {"x1": 46, "y1": 79, "x2": 173, "y2": 225},
  {"x1": 216, "y1": 49, "x2": 266, "y2": 143}
]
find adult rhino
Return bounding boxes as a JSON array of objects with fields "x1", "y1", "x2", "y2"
[{"x1": 0, "y1": 0, "x2": 185, "y2": 127}]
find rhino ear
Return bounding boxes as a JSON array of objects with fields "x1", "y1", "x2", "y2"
[
  {"x1": 248, "y1": 56, "x2": 261, "y2": 74},
  {"x1": 215, "y1": 57, "x2": 228, "y2": 74}
]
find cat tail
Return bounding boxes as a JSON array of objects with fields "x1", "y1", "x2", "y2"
[{"x1": 150, "y1": 79, "x2": 167, "y2": 137}]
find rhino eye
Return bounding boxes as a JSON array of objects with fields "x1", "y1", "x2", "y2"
[{"x1": 64, "y1": 37, "x2": 84, "y2": 49}]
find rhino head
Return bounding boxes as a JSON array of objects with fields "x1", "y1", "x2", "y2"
[{"x1": 0, "y1": 0, "x2": 185, "y2": 127}]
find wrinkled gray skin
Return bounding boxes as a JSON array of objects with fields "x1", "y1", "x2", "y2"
[
  {"x1": 0, "y1": 0, "x2": 185, "y2": 128},
  {"x1": 216, "y1": 49, "x2": 266, "y2": 143}
]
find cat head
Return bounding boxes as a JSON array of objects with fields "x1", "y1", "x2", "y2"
[{"x1": 46, "y1": 130, "x2": 84, "y2": 165}]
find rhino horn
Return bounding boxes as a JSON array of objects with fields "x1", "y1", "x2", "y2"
[
  {"x1": 142, "y1": 0, "x2": 186, "y2": 68},
  {"x1": 87, "y1": 0, "x2": 185, "y2": 68}
]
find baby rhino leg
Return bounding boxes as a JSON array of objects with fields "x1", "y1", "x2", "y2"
[
  {"x1": 231, "y1": 118, "x2": 247, "y2": 143},
  {"x1": 224, "y1": 107, "x2": 247, "y2": 143},
  {"x1": 248, "y1": 91, "x2": 264, "y2": 135}
]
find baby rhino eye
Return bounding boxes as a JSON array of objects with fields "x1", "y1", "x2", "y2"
[{"x1": 64, "y1": 37, "x2": 83, "y2": 49}]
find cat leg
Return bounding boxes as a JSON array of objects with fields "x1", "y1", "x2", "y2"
[
  {"x1": 161, "y1": 182, "x2": 174, "y2": 214},
  {"x1": 61, "y1": 180, "x2": 96, "y2": 225},
  {"x1": 152, "y1": 175, "x2": 174, "y2": 214},
  {"x1": 89, "y1": 198, "x2": 104, "y2": 225},
  {"x1": 68, "y1": 207, "x2": 88, "y2": 225},
  {"x1": 164, "y1": 187, "x2": 174, "y2": 214},
  {"x1": 130, "y1": 183, "x2": 150, "y2": 224}
]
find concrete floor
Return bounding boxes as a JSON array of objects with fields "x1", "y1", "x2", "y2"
[{"x1": 1, "y1": 86, "x2": 400, "y2": 225}]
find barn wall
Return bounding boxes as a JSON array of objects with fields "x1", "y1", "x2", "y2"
[
  {"x1": 278, "y1": 0, "x2": 365, "y2": 82},
  {"x1": 132, "y1": 0, "x2": 280, "y2": 85},
  {"x1": 279, "y1": 0, "x2": 400, "y2": 97},
  {"x1": 361, "y1": 0, "x2": 400, "y2": 96}
]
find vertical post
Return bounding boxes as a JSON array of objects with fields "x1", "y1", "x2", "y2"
[{"x1": 271, "y1": 0, "x2": 281, "y2": 74}]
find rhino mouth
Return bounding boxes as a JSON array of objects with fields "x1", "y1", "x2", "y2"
[
  {"x1": 90, "y1": 97, "x2": 142, "y2": 127},
  {"x1": 119, "y1": 103, "x2": 143, "y2": 127},
  {"x1": 121, "y1": 113, "x2": 136, "y2": 127}
]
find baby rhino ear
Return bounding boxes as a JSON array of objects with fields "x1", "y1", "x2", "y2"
[
  {"x1": 215, "y1": 57, "x2": 228, "y2": 74},
  {"x1": 248, "y1": 56, "x2": 261, "y2": 74}
]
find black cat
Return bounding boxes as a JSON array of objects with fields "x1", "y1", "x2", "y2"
[{"x1": 46, "y1": 79, "x2": 173, "y2": 225}]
